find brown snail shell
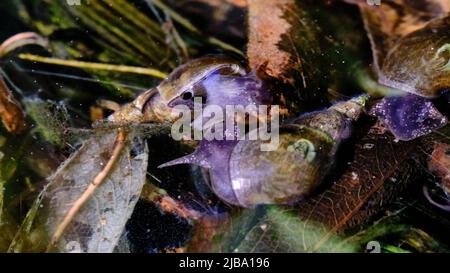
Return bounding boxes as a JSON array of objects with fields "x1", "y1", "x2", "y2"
[
  {"x1": 380, "y1": 16, "x2": 450, "y2": 98},
  {"x1": 228, "y1": 125, "x2": 335, "y2": 206},
  {"x1": 156, "y1": 55, "x2": 247, "y2": 106}
]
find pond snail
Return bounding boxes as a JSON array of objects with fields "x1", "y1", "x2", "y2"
[
  {"x1": 221, "y1": 96, "x2": 368, "y2": 207},
  {"x1": 127, "y1": 55, "x2": 369, "y2": 207},
  {"x1": 110, "y1": 55, "x2": 273, "y2": 124},
  {"x1": 158, "y1": 95, "x2": 368, "y2": 207},
  {"x1": 370, "y1": 16, "x2": 450, "y2": 140}
]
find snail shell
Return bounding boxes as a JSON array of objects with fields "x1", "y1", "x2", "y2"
[
  {"x1": 156, "y1": 55, "x2": 248, "y2": 107},
  {"x1": 227, "y1": 125, "x2": 335, "y2": 206},
  {"x1": 380, "y1": 16, "x2": 450, "y2": 98},
  {"x1": 219, "y1": 98, "x2": 365, "y2": 207}
]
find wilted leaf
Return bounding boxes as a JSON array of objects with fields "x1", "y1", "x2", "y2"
[
  {"x1": 294, "y1": 121, "x2": 420, "y2": 248},
  {"x1": 247, "y1": 0, "x2": 323, "y2": 87},
  {"x1": 8, "y1": 128, "x2": 148, "y2": 253},
  {"x1": 187, "y1": 213, "x2": 230, "y2": 253}
]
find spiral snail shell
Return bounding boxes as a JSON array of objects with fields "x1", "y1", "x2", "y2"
[
  {"x1": 219, "y1": 97, "x2": 367, "y2": 207},
  {"x1": 160, "y1": 93, "x2": 367, "y2": 207},
  {"x1": 379, "y1": 16, "x2": 450, "y2": 98}
]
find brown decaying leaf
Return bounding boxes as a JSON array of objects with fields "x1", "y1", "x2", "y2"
[
  {"x1": 0, "y1": 75, "x2": 26, "y2": 134},
  {"x1": 428, "y1": 142, "x2": 450, "y2": 196},
  {"x1": 295, "y1": 121, "x2": 420, "y2": 251},
  {"x1": 46, "y1": 129, "x2": 127, "y2": 251},
  {"x1": 246, "y1": 0, "x2": 333, "y2": 104},
  {"x1": 345, "y1": 0, "x2": 450, "y2": 72},
  {"x1": 247, "y1": 0, "x2": 299, "y2": 84}
]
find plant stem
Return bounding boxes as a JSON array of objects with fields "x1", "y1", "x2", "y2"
[{"x1": 18, "y1": 54, "x2": 167, "y2": 79}]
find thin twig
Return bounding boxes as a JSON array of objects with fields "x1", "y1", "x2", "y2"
[
  {"x1": 46, "y1": 128, "x2": 127, "y2": 252},
  {"x1": 140, "y1": 183, "x2": 202, "y2": 221},
  {"x1": 18, "y1": 54, "x2": 167, "y2": 79}
]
